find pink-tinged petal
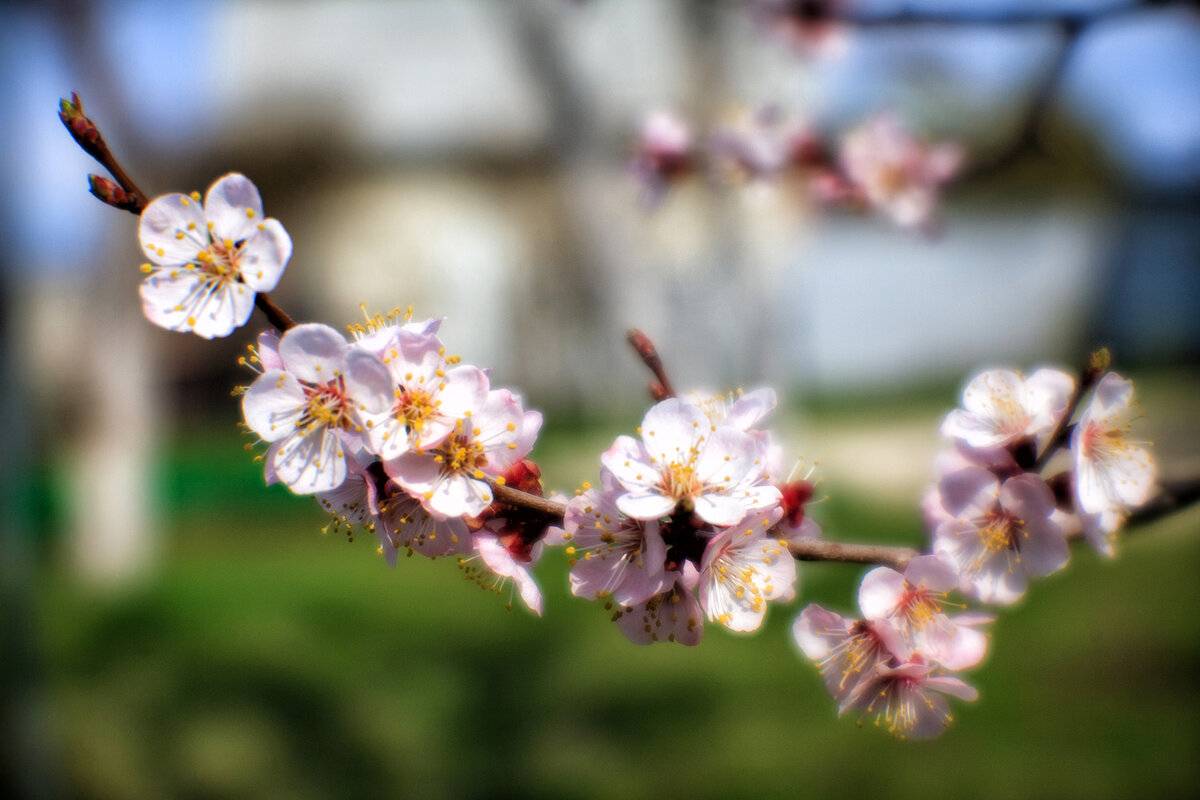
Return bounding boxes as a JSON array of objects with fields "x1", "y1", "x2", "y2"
[
  {"x1": 928, "y1": 622, "x2": 989, "y2": 671},
  {"x1": 857, "y1": 567, "x2": 906, "y2": 621},
  {"x1": 263, "y1": 441, "x2": 282, "y2": 485},
  {"x1": 383, "y1": 451, "x2": 441, "y2": 495},
  {"x1": 204, "y1": 173, "x2": 263, "y2": 244},
  {"x1": 242, "y1": 369, "x2": 306, "y2": 441},
  {"x1": 237, "y1": 219, "x2": 292, "y2": 291},
  {"x1": 1090, "y1": 372, "x2": 1134, "y2": 419},
  {"x1": 1112, "y1": 446, "x2": 1157, "y2": 508},
  {"x1": 436, "y1": 366, "x2": 490, "y2": 418},
  {"x1": 923, "y1": 675, "x2": 980, "y2": 703},
  {"x1": 430, "y1": 473, "x2": 492, "y2": 518},
  {"x1": 691, "y1": 493, "x2": 750, "y2": 527},
  {"x1": 278, "y1": 323, "x2": 348, "y2": 384},
  {"x1": 960, "y1": 369, "x2": 1023, "y2": 418},
  {"x1": 273, "y1": 429, "x2": 348, "y2": 494},
  {"x1": 999, "y1": 474, "x2": 1055, "y2": 521},
  {"x1": 792, "y1": 604, "x2": 846, "y2": 660},
  {"x1": 138, "y1": 193, "x2": 209, "y2": 265},
  {"x1": 366, "y1": 415, "x2": 409, "y2": 461},
  {"x1": 1019, "y1": 516, "x2": 1069, "y2": 577},
  {"x1": 695, "y1": 426, "x2": 760, "y2": 486},
  {"x1": 641, "y1": 398, "x2": 707, "y2": 463},
  {"x1": 1079, "y1": 509, "x2": 1120, "y2": 557},
  {"x1": 616, "y1": 492, "x2": 676, "y2": 521},
  {"x1": 1024, "y1": 368, "x2": 1074, "y2": 433},
  {"x1": 342, "y1": 348, "x2": 394, "y2": 415},
  {"x1": 616, "y1": 579, "x2": 703, "y2": 646},
  {"x1": 256, "y1": 330, "x2": 283, "y2": 369},
  {"x1": 738, "y1": 484, "x2": 784, "y2": 512},
  {"x1": 139, "y1": 270, "x2": 202, "y2": 332},
  {"x1": 476, "y1": 535, "x2": 543, "y2": 615},
  {"x1": 514, "y1": 409, "x2": 543, "y2": 461},
  {"x1": 725, "y1": 387, "x2": 776, "y2": 430},
  {"x1": 938, "y1": 467, "x2": 998, "y2": 518},
  {"x1": 940, "y1": 408, "x2": 1009, "y2": 449},
  {"x1": 903, "y1": 554, "x2": 958, "y2": 593},
  {"x1": 601, "y1": 436, "x2": 658, "y2": 494}
]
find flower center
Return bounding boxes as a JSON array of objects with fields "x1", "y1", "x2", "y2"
[{"x1": 299, "y1": 380, "x2": 349, "y2": 432}]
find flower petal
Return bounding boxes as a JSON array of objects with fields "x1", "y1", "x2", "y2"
[
  {"x1": 237, "y1": 219, "x2": 292, "y2": 291},
  {"x1": 205, "y1": 173, "x2": 263, "y2": 244}
]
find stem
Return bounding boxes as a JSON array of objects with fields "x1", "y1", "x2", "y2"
[
  {"x1": 254, "y1": 294, "x2": 297, "y2": 332},
  {"x1": 1125, "y1": 478, "x2": 1200, "y2": 529},
  {"x1": 1033, "y1": 354, "x2": 1107, "y2": 471},
  {"x1": 627, "y1": 328, "x2": 676, "y2": 400}
]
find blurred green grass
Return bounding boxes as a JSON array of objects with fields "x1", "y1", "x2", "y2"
[{"x1": 33, "y1": 382, "x2": 1200, "y2": 800}]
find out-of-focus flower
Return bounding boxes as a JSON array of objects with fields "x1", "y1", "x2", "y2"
[
  {"x1": 933, "y1": 470, "x2": 1069, "y2": 604},
  {"x1": 793, "y1": 604, "x2": 909, "y2": 701},
  {"x1": 630, "y1": 110, "x2": 694, "y2": 206},
  {"x1": 840, "y1": 662, "x2": 978, "y2": 740},
  {"x1": 138, "y1": 173, "x2": 292, "y2": 338},
  {"x1": 615, "y1": 565, "x2": 704, "y2": 646},
  {"x1": 242, "y1": 323, "x2": 393, "y2": 494},
  {"x1": 838, "y1": 114, "x2": 963, "y2": 231},
  {"x1": 470, "y1": 529, "x2": 545, "y2": 615},
  {"x1": 698, "y1": 507, "x2": 795, "y2": 631},
  {"x1": 1073, "y1": 373, "x2": 1156, "y2": 519},
  {"x1": 857, "y1": 555, "x2": 991, "y2": 671},
  {"x1": 710, "y1": 107, "x2": 819, "y2": 183},
  {"x1": 747, "y1": 0, "x2": 848, "y2": 55},
  {"x1": 601, "y1": 397, "x2": 780, "y2": 526},
  {"x1": 941, "y1": 368, "x2": 1074, "y2": 450}
]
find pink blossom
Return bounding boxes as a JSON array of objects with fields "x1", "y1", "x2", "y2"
[
  {"x1": 840, "y1": 662, "x2": 978, "y2": 740},
  {"x1": 138, "y1": 174, "x2": 291, "y2": 338},
  {"x1": 470, "y1": 529, "x2": 545, "y2": 616},
  {"x1": 933, "y1": 470, "x2": 1069, "y2": 604},
  {"x1": 630, "y1": 111, "x2": 693, "y2": 206},
  {"x1": 793, "y1": 604, "x2": 909, "y2": 701},
  {"x1": 385, "y1": 389, "x2": 542, "y2": 518},
  {"x1": 614, "y1": 566, "x2": 704, "y2": 646},
  {"x1": 857, "y1": 555, "x2": 991, "y2": 671},
  {"x1": 365, "y1": 328, "x2": 490, "y2": 458},
  {"x1": 838, "y1": 114, "x2": 963, "y2": 231},
  {"x1": 372, "y1": 481, "x2": 470, "y2": 563},
  {"x1": 600, "y1": 397, "x2": 780, "y2": 526},
  {"x1": 1072, "y1": 373, "x2": 1156, "y2": 519},
  {"x1": 698, "y1": 507, "x2": 796, "y2": 632},
  {"x1": 941, "y1": 368, "x2": 1074, "y2": 450},
  {"x1": 562, "y1": 472, "x2": 672, "y2": 607},
  {"x1": 242, "y1": 324, "x2": 393, "y2": 494}
]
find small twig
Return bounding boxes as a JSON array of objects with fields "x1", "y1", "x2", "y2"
[
  {"x1": 627, "y1": 328, "x2": 676, "y2": 400},
  {"x1": 254, "y1": 294, "x2": 297, "y2": 332},
  {"x1": 1125, "y1": 478, "x2": 1200, "y2": 529},
  {"x1": 59, "y1": 93, "x2": 148, "y2": 213},
  {"x1": 1033, "y1": 349, "x2": 1109, "y2": 472},
  {"x1": 488, "y1": 480, "x2": 568, "y2": 520},
  {"x1": 788, "y1": 539, "x2": 918, "y2": 571}
]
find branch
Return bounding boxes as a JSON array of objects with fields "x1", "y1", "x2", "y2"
[
  {"x1": 1033, "y1": 349, "x2": 1109, "y2": 471},
  {"x1": 1126, "y1": 478, "x2": 1200, "y2": 529},
  {"x1": 62, "y1": 92, "x2": 296, "y2": 333},
  {"x1": 627, "y1": 328, "x2": 676, "y2": 400}
]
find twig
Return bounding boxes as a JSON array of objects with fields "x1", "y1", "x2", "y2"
[
  {"x1": 1033, "y1": 349, "x2": 1109, "y2": 471},
  {"x1": 1125, "y1": 478, "x2": 1200, "y2": 529},
  {"x1": 627, "y1": 328, "x2": 676, "y2": 400}
]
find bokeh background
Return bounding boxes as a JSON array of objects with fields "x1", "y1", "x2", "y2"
[{"x1": 2, "y1": 1, "x2": 1199, "y2": 798}]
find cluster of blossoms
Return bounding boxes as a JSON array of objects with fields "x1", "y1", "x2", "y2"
[
  {"x1": 549, "y1": 389, "x2": 820, "y2": 645},
  {"x1": 630, "y1": 108, "x2": 962, "y2": 231},
  {"x1": 794, "y1": 358, "x2": 1157, "y2": 737},
  {"x1": 139, "y1": 174, "x2": 549, "y2": 613}
]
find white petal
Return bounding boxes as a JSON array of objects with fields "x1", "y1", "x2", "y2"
[
  {"x1": 242, "y1": 369, "x2": 306, "y2": 442},
  {"x1": 279, "y1": 323, "x2": 348, "y2": 383},
  {"x1": 138, "y1": 193, "x2": 209, "y2": 265},
  {"x1": 342, "y1": 348, "x2": 394, "y2": 415},
  {"x1": 204, "y1": 173, "x2": 262, "y2": 244},
  {"x1": 616, "y1": 492, "x2": 676, "y2": 521},
  {"x1": 273, "y1": 429, "x2": 348, "y2": 494},
  {"x1": 642, "y1": 398, "x2": 706, "y2": 463},
  {"x1": 724, "y1": 387, "x2": 776, "y2": 430},
  {"x1": 237, "y1": 219, "x2": 292, "y2": 291},
  {"x1": 857, "y1": 567, "x2": 906, "y2": 620}
]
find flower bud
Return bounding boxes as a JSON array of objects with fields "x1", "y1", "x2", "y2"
[{"x1": 87, "y1": 174, "x2": 139, "y2": 211}]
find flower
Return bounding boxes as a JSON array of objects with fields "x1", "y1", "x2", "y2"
[
  {"x1": 1072, "y1": 372, "x2": 1156, "y2": 518},
  {"x1": 840, "y1": 662, "x2": 978, "y2": 740},
  {"x1": 365, "y1": 328, "x2": 490, "y2": 458},
  {"x1": 600, "y1": 397, "x2": 780, "y2": 526},
  {"x1": 941, "y1": 368, "x2": 1074, "y2": 450},
  {"x1": 698, "y1": 507, "x2": 796, "y2": 632},
  {"x1": 385, "y1": 388, "x2": 542, "y2": 518},
  {"x1": 562, "y1": 472, "x2": 672, "y2": 607},
  {"x1": 614, "y1": 566, "x2": 705, "y2": 646},
  {"x1": 857, "y1": 555, "x2": 991, "y2": 671},
  {"x1": 630, "y1": 111, "x2": 694, "y2": 206},
  {"x1": 469, "y1": 529, "x2": 545, "y2": 615},
  {"x1": 138, "y1": 173, "x2": 292, "y2": 338},
  {"x1": 932, "y1": 470, "x2": 1069, "y2": 604},
  {"x1": 838, "y1": 114, "x2": 963, "y2": 231},
  {"x1": 793, "y1": 604, "x2": 909, "y2": 701},
  {"x1": 241, "y1": 323, "x2": 393, "y2": 494},
  {"x1": 373, "y1": 481, "x2": 470, "y2": 563}
]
